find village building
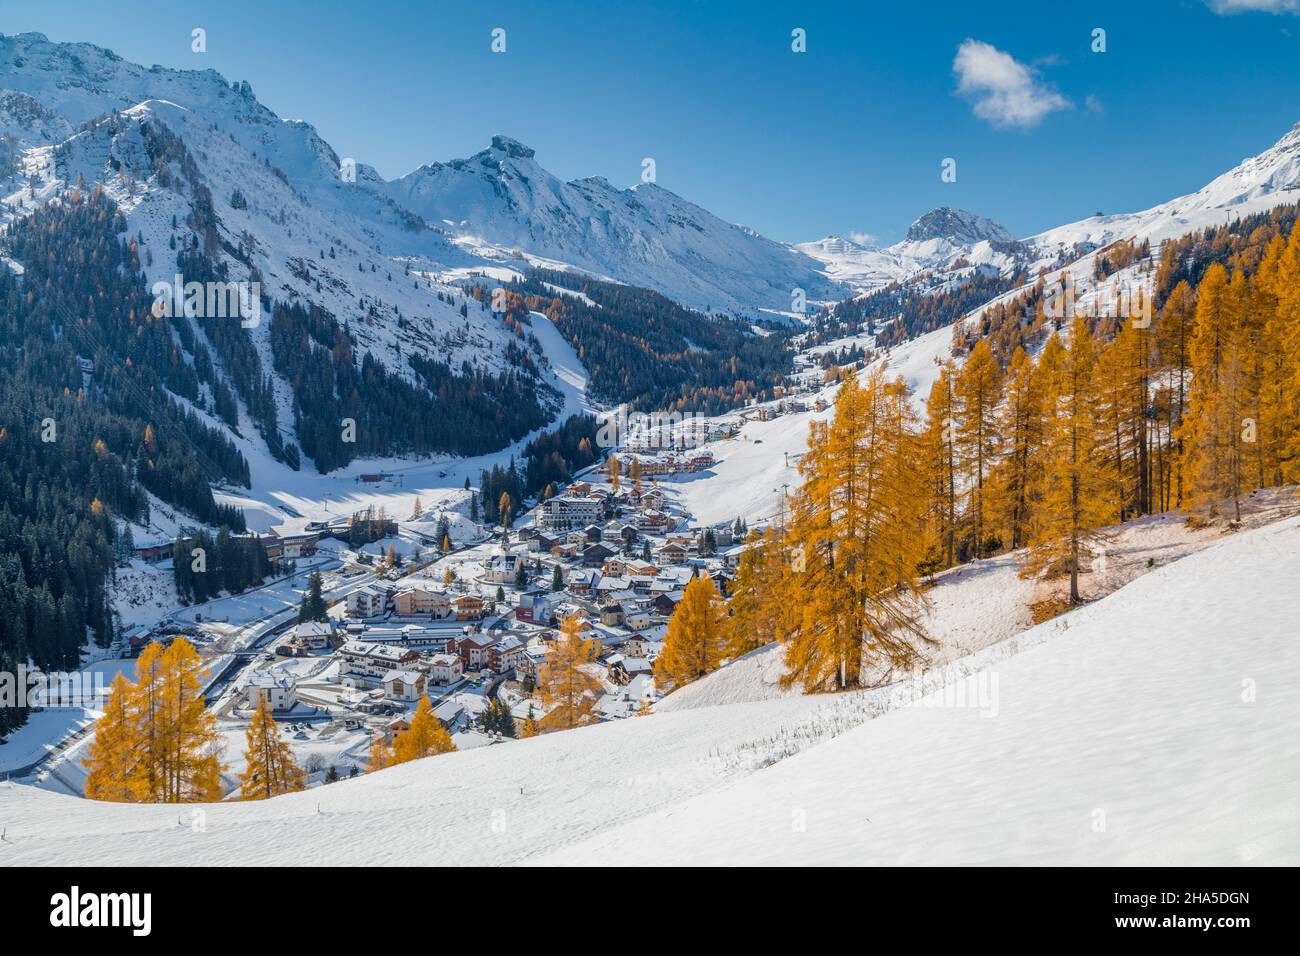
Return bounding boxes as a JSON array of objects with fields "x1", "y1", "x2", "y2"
[
  {"x1": 515, "y1": 593, "x2": 554, "y2": 625},
  {"x1": 383, "y1": 669, "x2": 427, "y2": 702},
  {"x1": 245, "y1": 671, "x2": 297, "y2": 711},
  {"x1": 130, "y1": 538, "x2": 174, "y2": 564},
  {"x1": 721, "y1": 543, "x2": 755, "y2": 571},
  {"x1": 656, "y1": 542, "x2": 688, "y2": 565},
  {"x1": 624, "y1": 607, "x2": 652, "y2": 631},
  {"x1": 635, "y1": 510, "x2": 673, "y2": 533},
  {"x1": 652, "y1": 592, "x2": 683, "y2": 617},
  {"x1": 458, "y1": 632, "x2": 497, "y2": 671},
  {"x1": 621, "y1": 634, "x2": 654, "y2": 658},
  {"x1": 607, "y1": 654, "x2": 653, "y2": 684},
  {"x1": 286, "y1": 621, "x2": 333, "y2": 653},
  {"x1": 595, "y1": 676, "x2": 656, "y2": 720},
  {"x1": 338, "y1": 640, "x2": 420, "y2": 682},
  {"x1": 279, "y1": 532, "x2": 321, "y2": 559},
  {"x1": 454, "y1": 595, "x2": 485, "y2": 621},
  {"x1": 596, "y1": 575, "x2": 632, "y2": 597},
  {"x1": 627, "y1": 575, "x2": 657, "y2": 594},
  {"x1": 489, "y1": 636, "x2": 526, "y2": 674},
  {"x1": 346, "y1": 585, "x2": 388, "y2": 618},
  {"x1": 582, "y1": 543, "x2": 617, "y2": 568},
  {"x1": 433, "y1": 700, "x2": 465, "y2": 731},
  {"x1": 518, "y1": 643, "x2": 551, "y2": 685},
  {"x1": 392, "y1": 586, "x2": 453, "y2": 618},
  {"x1": 428, "y1": 652, "x2": 464, "y2": 686},
  {"x1": 258, "y1": 532, "x2": 284, "y2": 562},
  {"x1": 526, "y1": 532, "x2": 559, "y2": 553},
  {"x1": 483, "y1": 551, "x2": 521, "y2": 585},
  {"x1": 566, "y1": 568, "x2": 599, "y2": 596},
  {"x1": 640, "y1": 487, "x2": 667, "y2": 507},
  {"x1": 540, "y1": 495, "x2": 604, "y2": 531},
  {"x1": 355, "y1": 624, "x2": 456, "y2": 654}
]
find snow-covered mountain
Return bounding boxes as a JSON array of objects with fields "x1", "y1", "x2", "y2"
[
  {"x1": 796, "y1": 206, "x2": 1019, "y2": 294},
  {"x1": 385, "y1": 135, "x2": 844, "y2": 315},
  {"x1": 10, "y1": 31, "x2": 1300, "y2": 337},
  {"x1": 1026, "y1": 120, "x2": 1300, "y2": 255},
  {"x1": 0, "y1": 32, "x2": 492, "y2": 385},
  {"x1": 0, "y1": 32, "x2": 842, "y2": 325},
  {"x1": 7, "y1": 29, "x2": 1300, "y2": 464},
  {"x1": 905, "y1": 206, "x2": 1012, "y2": 245},
  {"x1": 801, "y1": 119, "x2": 1300, "y2": 302}
]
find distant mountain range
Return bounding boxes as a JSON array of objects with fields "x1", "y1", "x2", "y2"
[
  {"x1": 796, "y1": 206, "x2": 1021, "y2": 295},
  {"x1": 0, "y1": 33, "x2": 840, "y2": 318},
  {"x1": 5, "y1": 29, "x2": 1300, "y2": 446}
]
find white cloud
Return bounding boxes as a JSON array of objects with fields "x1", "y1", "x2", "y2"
[
  {"x1": 953, "y1": 39, "x2": 1071, "y2": 129},
  {"x1": 848, "y1": 231, "x2": 878, "y2": 246},
  {"x1": 1207, "y1": 0, "x2": 1300, "y2": 13}
]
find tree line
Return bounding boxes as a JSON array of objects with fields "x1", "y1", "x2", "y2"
[
  {"x1": 171, "y1": 529, "x2": 273, "y2": 604},
  {"x1": 506, "y1": 269, "x2": 794, "y2": 415},
  {"x1": 656, "y1": 216, "x2": 1300, "y2": 694},
  {"x1": 0, "y1": 190, "x2": 254, "y2": 733},
  {"x1": 269, "y1": 299, "x2": 553, "y2": 472}
]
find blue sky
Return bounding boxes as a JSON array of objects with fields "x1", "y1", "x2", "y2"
[{"x1": 4, "y1": 0, "x2": 1300, "y2": 244}]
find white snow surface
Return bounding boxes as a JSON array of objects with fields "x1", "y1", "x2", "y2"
[
  {"x1": 389, "y1": 135, "x2": 845, "y2": 315},
  {"x1": 544, "y1": 517, "x2": 1300, "y2": 865},
  {"x1": 2, "y1": 516, "x2": 1295, "y2": 866}
]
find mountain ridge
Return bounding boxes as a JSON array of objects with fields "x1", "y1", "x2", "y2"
[{"x1": 1, "y1": 32, "x2": 842, "y2": 317}]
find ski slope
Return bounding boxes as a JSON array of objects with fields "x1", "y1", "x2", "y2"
[
  {"x1": 673, "y1": 323, "x2": 954, "y2": 526},
  {"x1": 1, "y1": 515, "x2": 1295, "y2": 866}
]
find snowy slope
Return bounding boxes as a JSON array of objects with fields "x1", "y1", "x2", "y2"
[
  {"x1": 387, "y1": 135, "x2": 845, "y2": 315},
  {"x1": 1028, "y1": 120, "x2": 1300, "y2": 256},
  {"x1": 670, "y1": 322, "x2": 955, "y2": 527},
  {"x1": 541, "y1": 517, "x2": 1300, "y2": 865},
  {"x1": 2, "y1": 515, "x2": 1295, "y2": 866}
]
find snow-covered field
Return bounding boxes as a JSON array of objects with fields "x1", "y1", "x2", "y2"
[
  {"x1": 2, "y1": 514, "x2": 1294, "y2": 866},
  {"x1": 664, "y1": 323, "x2": 956, "y2": 527}
]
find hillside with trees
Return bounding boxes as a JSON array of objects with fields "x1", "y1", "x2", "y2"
[
  {"x1": 500, "y1": 269, "x2": 794, "y2": 415},
  {"x1": 0, "y1": 190, "x2": 253, "y2": 733},
  {"x1": 662, "y1": 215, "x2": 1300, "y2": 693}
]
